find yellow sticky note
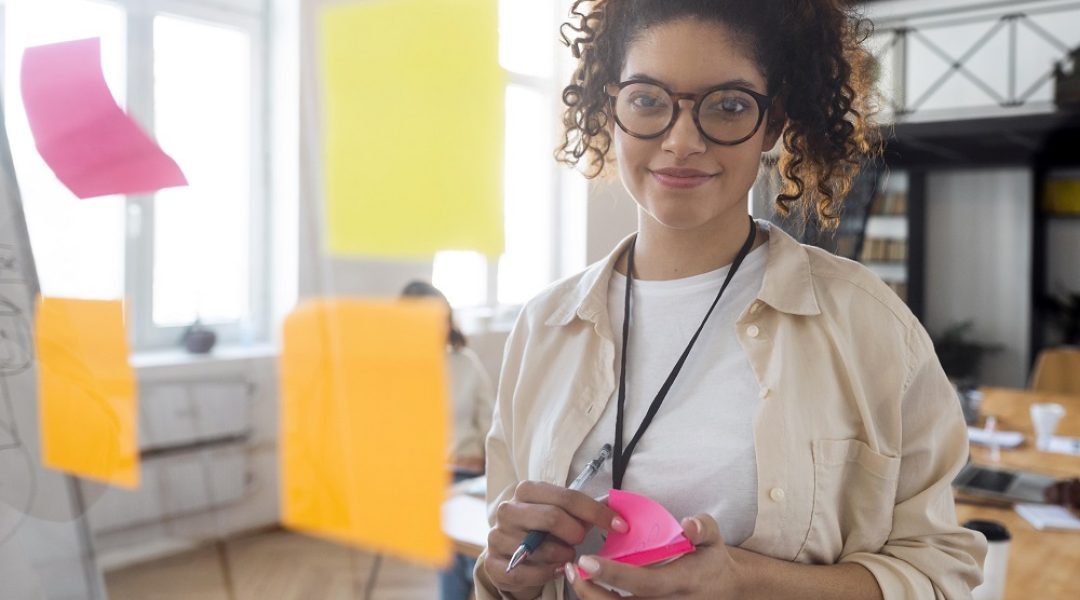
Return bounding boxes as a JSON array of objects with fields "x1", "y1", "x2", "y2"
[
  {"x1": 280, "y1": 298, "x2": 451, "y2": 566},
  {"x1": 36, "y1": 297, "x2": 138, "y2": 488},
  {"x1": 320, "y1": 0, "x2": 505, "y2": 258}
]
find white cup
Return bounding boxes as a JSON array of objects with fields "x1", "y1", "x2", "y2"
[
  {"x1": 964, "y1": 520, "x2": 1010, "y2": 600},
  {"x1": 1030, "y1": 403, "x2": 1065, "y2": 451}
]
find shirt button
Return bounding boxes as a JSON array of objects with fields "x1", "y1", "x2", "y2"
[
  {"x1": 746, "y1": 325, "x2": 760, "y2": 338},
  {"x1": 750, "y1": 301, "x2": 763, "y2": 314},
  {"x1": 769, "y1": 487, "x2": 786, "y2": 502},
  {"x1": 759, "y1": 386, "x2": 771, "y2": 399}
]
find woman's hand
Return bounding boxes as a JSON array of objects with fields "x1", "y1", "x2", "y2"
[
  {"x1": 482, "y1": 481, "x2": 629, "y2": 598},
  {"x1": 564, "y1": 513, "x2": 744, "y2": 599}
]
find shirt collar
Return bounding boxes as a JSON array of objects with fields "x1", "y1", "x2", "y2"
[
  {"x1": 544, "y1": 219, "x2": 820, "y2": 328},
  {"x1": 756, "y1": 221, "x2": 821, "y2": 316}
]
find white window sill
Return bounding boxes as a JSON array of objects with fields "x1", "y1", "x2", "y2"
[{"x1": 131, "y1": 343, "x2": 278, "y2": 380}]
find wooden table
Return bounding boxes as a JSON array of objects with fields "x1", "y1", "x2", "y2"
[
  {"x1": 436, "y1": 400, "x2": 1080, "y2": 596},
  {"x1": 958, "y1": 388, "x2": 1080, "y2": 598}
]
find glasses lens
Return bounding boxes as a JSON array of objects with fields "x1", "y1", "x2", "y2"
[
  {"x1": 614, "y1": 83, "x2": 672, "y2": 137},
  {"x1": 698, "y1": 89, "x2": 761, "y2": 143}
]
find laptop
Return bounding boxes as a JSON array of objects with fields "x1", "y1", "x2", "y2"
[{"x1": 953, "y1": 462, "x2": 1056, "y2": 504}]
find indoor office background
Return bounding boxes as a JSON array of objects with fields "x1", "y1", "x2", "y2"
[{"x1": 0, "y1": 0, "x2": 1078, "y2": 599}]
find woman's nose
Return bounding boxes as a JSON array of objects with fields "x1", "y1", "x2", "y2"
[{"x1": 661, "y1": 99, "x2": 707, "y2": 158}]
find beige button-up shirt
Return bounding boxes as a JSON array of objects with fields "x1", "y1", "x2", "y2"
[{"x1": 476, "y1": 221, "x2": 986, "y2": 600}]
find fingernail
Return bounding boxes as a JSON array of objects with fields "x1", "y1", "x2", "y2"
[
  {"x1": 691, "y1": 517, "x2": 703, "y2": 537},
  {"x1": 564, "y1": 562, "x2": 577, "y2": 584},
  {"x1": 611, "y1": 516, "x2": 629, "y2": 533},
  {"x1": 578, "y1": 555, "x2": 600, "y2": 576}
]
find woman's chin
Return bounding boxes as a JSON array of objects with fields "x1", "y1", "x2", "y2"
[{"x1": 643, "y1": 206, "x2": 715, "y2": 232}]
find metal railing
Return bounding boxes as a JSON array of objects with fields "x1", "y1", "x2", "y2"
[{"x1": 869, "y1": 0, "x2": 1080, "y2": 121}]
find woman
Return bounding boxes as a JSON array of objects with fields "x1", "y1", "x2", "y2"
[
  {"x1": 401, "y1": 281, "x2": 495, "y2": 599},
  {"x1": 476, "y1": 1, "x2": 985, "y2": 599}
]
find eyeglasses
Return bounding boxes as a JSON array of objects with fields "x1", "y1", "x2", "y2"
[{"x1": 606, "y1": 80, "x2": 773, "y2": 145}]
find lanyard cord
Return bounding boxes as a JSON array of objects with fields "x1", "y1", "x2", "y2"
[{"x1": 612, "y1": 216, "x2": 758, "y2": 490}]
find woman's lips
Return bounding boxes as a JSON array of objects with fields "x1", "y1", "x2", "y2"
[{"x1": 650, "y1": 168, "x2": 716, "y2": 189}]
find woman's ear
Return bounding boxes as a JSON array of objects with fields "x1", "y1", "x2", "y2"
[{"x1": 763, "y1": 100, "x2": 786, "y2": 151}]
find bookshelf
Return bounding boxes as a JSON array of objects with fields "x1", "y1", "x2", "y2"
[
  {"x1": 860, "y1": 171, "x2": 910, "y2": 302},
  {"x1": 762, "y1": 163, "x2": 926, "y2": 320}
]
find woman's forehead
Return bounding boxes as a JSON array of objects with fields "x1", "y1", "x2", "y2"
[{"x1": 621, "y1": 19, "x2": 766, "y2": 92}]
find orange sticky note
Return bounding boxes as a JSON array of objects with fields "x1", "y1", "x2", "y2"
[
  {"x1": 36, "y1": 296, "x2": 138, "y2": 488},
  {"x1": 280, "y1": 298, "x2": 450, "y2": 566}
]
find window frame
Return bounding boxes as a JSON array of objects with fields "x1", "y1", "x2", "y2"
[
  {"x1": 440, "y1": 0, "x2": 587, "y2": 324},
  {"x1": 0, "y1": 0, "x2": 272, "y2": 350}
]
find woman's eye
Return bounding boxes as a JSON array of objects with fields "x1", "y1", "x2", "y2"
[
  {"x1": 711, "y1": 98, "x2": 749, "y2": 114},
  {"x1": 630, "y1": 94, "x2": 666, "y2": 109}
]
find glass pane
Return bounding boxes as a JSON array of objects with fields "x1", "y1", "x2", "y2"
[
  {"x1": 152, "y1": 15, "x2": 252, "y2": 326},
  {"x1": 498, "y1": 84, "x2": 553, "y2": 306},
  {"x1": 498, "y1": 0, "x2": 555, "y2": 77},
  {"x1": 2, "y1": 0, "x2": 127, "y2": 300},
  {"x1": 433, "y1": 251, "x2": 488, "y2": 309}
]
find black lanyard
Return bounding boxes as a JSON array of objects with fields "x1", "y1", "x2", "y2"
[{"x1": 612, "y1": 216, "x2": 758, "y2": 490}]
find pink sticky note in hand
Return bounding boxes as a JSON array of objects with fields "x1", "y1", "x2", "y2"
[
  {"x1": 20, "y1": 38, "x2": 187, "y2": 199},
  {"x1": 579, "y1": 489, "x2": 696, "y2": 582}
]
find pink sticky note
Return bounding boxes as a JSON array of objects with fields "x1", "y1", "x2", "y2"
[
  {"x1": 21, "y1": 38, "x2": 187, "y2": 199},
  {"x1": 580, "y1": 489, "x2": 695, "y2": 581}
]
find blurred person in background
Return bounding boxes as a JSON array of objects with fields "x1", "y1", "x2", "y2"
[{"x1": 401, "y1": 280, "x2": 495, "y2": 600}]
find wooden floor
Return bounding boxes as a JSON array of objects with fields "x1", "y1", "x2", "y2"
[{"x1": 104, "y1": 529, "x2": 440, "y2": 600}]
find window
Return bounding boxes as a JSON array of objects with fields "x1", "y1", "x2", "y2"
[
  {"x1": 433, "y1": 0, "x2": 587, "y2": 313},
  {"x1": 0, "y1": 0, "x2": 269, "y2": 349},
  {"x1": 2, "y1": 0, "x2": 128, "y2": 302}
]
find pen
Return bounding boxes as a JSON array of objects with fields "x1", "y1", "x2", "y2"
[{"x1": 506, "y1": 443, "x2": 612, "y2": 573}]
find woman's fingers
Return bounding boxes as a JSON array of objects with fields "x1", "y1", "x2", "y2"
[
  {"x1": 482, "y1": 553, "x2": 559, "y2": 592},
  {"x1": 487, "y1": 527, "x2": 577, "y2": 566},
  {"x1": 564, "y1": 562, "x2": 622, "y2": 599},
  {"x1": 482, "y1": 480, "x2": 627, "y2": 594},
  {"x1": 514, "y1": 481, "x2": 629, "y2": 534},
  {"x1": 681, "y1": 513, "x2": 724, "y2": 547},
  {"x1": 495, "y1": 500, "x2": 589, "y2": 547}
]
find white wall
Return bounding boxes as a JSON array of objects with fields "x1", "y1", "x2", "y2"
[
  {"x1": 924, "y1": 169, "x2": 1033, "y2": 387},
  {"x1": 585, "y1": 179, "x2": 638, "y2": 264},
  {"x1": 1047, "y1": 220, "x2": 1080, "y2": 296}
]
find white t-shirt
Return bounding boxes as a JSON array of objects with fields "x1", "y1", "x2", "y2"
[{"x1": 569, "y1": 242, "x2": 768, "y2": 568}]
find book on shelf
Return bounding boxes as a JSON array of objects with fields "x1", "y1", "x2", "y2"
[
  {"x1": 869, "y1": 191, "x2": 908, "y2": 216},
  {"x1": 860, "y1": 237, "x2": 907, "y2": 263}
]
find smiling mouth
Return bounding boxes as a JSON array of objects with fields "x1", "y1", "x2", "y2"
[{"x1": 650, "y1": 168, "x2": 717, "y2": 189}]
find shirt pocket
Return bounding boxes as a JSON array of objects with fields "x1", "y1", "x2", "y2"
[{"x1": 795, "y1": 438, "x2": 901, "y2": 564}]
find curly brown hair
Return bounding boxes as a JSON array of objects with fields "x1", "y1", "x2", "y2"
[{"x1": 556, "y1": 0, "x2": 881, "y2": 229}]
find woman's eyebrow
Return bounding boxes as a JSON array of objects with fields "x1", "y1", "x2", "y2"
[{"x1": 624, "y1": 73, "x2": 761, "y2": 92}]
